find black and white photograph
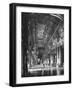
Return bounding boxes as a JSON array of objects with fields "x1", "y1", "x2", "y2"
[
  {"x1": 21, "y1": 13, "x2": 64, "y2": 77},
  {"x1": 10, "y1": 3, "x2": 71, "y2": 87}
]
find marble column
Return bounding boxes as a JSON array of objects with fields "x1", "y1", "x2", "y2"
[{"x1": 56, "y1": 46, "x2": 61, "y2": 75}]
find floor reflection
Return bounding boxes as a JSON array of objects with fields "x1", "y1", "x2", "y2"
[{"x1": 22, "y1": 65, "x2": 64, "y2": 77}]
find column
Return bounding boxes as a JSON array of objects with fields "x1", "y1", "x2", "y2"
[{"x1": 56, "y1": 46, "x2": 61, "y2": 75}]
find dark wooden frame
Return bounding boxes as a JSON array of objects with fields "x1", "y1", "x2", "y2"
[{"x1": 9, "y1": 3, "x2": 71, "y2": 87}]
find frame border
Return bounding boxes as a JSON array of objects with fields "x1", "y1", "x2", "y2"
[{"x1": 9, "y1": 3, "x2": 71, "y2": 87}]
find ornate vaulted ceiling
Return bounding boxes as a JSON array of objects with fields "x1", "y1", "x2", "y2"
[{"x1": 27, "y1": 13, "x2": 64, "y2": 50}]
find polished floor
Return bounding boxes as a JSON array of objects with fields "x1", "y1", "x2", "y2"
[{"x1": 22, "y1": 66, "x2": 64, "y2": 77}]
